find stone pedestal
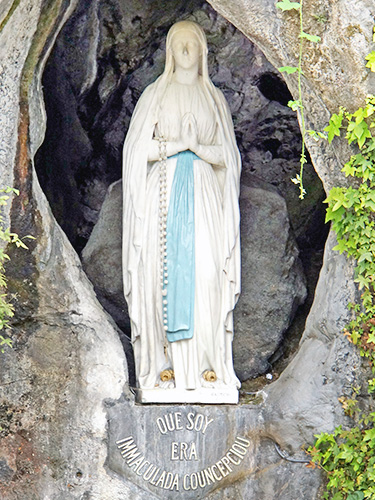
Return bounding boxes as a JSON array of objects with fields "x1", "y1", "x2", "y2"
[{"x1": 107, "y1": 399, "x2": 261, "y2": 499}]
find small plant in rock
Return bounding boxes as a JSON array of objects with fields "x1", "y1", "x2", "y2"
[{"x1": 0, "y1": 187, "x2": 31, "y2": 353}]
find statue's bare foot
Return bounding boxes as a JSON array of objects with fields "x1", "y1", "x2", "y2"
[
  {"x1": 158, "y1": 368, "x2": 175, "y2": 389},
  {"x1": 201, "y1": 370, "x2": 218, "y2": 388}
]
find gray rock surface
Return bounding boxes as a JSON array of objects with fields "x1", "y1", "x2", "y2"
[
  {"x1": 0, "y1": 0, "x2": 372, "y2": 499},
  {"x1": 235, "y1": 179, "x2": 306, "y2": 378},
  {"x1": 0, "y1": 2, "x2": 129, "y2": 499},
  {"x1": 81, "y1": 177, "x2": 306, "y2": 381},
  {"x1": 81, "y1": 180, "x2": 128, "y2": 331},
  {"x1": 207, "y1": 0, "x2": 375, "y2": 190}
]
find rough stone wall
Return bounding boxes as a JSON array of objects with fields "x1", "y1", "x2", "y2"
[
  {"x1": 0, "y1": 0, "x2": 371, "y2": 498},
  {"x1": 208, "y1": 0, "x2": 375, "y2": 188},
  {"x1": 0, "y1": 2, "x2": 129, "y2": 498}
]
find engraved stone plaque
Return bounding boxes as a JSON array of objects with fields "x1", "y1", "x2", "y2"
[{"x1": 107, "y1": 400, "x2": 260, "y2": 498}]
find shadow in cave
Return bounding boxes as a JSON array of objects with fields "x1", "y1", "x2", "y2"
[{"x1": 34, "y1": 0, "x2": 329, "y2": 389}]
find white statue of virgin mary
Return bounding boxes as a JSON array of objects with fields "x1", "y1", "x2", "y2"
[{"x1": 122, "y1": 20, "x2": 241, "y2": 403}]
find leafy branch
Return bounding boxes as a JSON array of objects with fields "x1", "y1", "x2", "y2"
[
  {"x1": 0, "y1": 187, "x2": 33, "y2": 352},
  {"x1": 276, "y1": 0, "x2": 321, "y2": 199}
]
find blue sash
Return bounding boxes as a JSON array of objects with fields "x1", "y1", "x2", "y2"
[{"x1": 164, "y1": 151, "x2": 198, "y2": 343}]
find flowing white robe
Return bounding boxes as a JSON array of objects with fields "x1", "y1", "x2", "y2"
[{"x1": 122, "y1": 76, "x2": 241, "y2": 391}]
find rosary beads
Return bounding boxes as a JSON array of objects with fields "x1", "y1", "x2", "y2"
[{"x1": 157, "y1": 135, "x2": 169, "y2": 358}]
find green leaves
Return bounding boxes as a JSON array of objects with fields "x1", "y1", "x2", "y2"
[
  {"x1": 324, "y1": 111, "x2": 344, "y2": 143},
  {"x1": 276, "y1": 0, "x2": 322, "y2": 201},
  {"x1": 288, "y1": 99, "x2": 302, "y2": 110},
  {"x1": 307, "y1": 130, "x2": 327, "y2": 141},
  {"x1": 291, "y1": 171, "x2": 306, "y2": 199},
  {"x1": 365, "y1": 51, "x2": 375, "y2": 72},
  {"x1": 309, "y1": 416, "x2": 375, "y2": 500},
  {"x1": 278, "y1": 65, "x2": 299, "y2": 74},
  {"x1": 368, "y1": 378, "x2": 375, "y2": 395},
  {"x1": 325, "y1": 187, "x2": 346, "y2": 224},
  {"x1": 0, "y1": 186, "x2": 32, "y2": 352},
  {"x1": 324, "y1": 97, "x2": 375, "y2": 290},
  {"x1": 317, "y1": 86, "x2": 375, "y2": 500},
  {"x1": 325, "y1": 181, "x2": 375, "y2": 267},
  {"x1": 347, "y1": 491, "x2": 364, "y2": 500},
  {"x1": 325, "y1": 100, "x2": 375, "y2": 149},
  {"x1": 276, "y1": 0, "x2": 300, "y2": 11},
  {"x1": 347, "y1": 120, "x2": 372, "y2": 148},
  {"x1": 0, "y1": 335, "x2": 12, "y2": 353},
  {"x1": 300, "y1": 31, "x2": 321, "y2": 43}
]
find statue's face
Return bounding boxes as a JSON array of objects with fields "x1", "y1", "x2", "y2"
[{"x1": 171, "y1": 30, "x2": 201, "y2": 72}]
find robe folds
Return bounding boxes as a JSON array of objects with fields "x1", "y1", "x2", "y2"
[{"x1": 122, "y1": 75, "x2": 241, "y2": 390}]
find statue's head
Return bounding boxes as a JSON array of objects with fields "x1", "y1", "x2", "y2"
[{"x1": 165, "y1": 21, "x2": 208, "y2": 77}]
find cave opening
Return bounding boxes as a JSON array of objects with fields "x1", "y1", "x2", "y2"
[
  {"x1": 34, "y1": 0, "x2": 329, "y2": 389},
  {"x1": 257, "y1": 72, "x2": 293, "y2": 107}
]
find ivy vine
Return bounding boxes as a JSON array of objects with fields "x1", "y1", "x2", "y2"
[
  {"x1": 306, "y1": 82, "x2": 375, "y2": 500},
  {"x1": 276, "y1": 0, "x2": 321, "y2": 199}
]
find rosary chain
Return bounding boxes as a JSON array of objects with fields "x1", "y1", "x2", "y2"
[{"x1": 157, "y1": 136, "x2": 169, "y2": 359}]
